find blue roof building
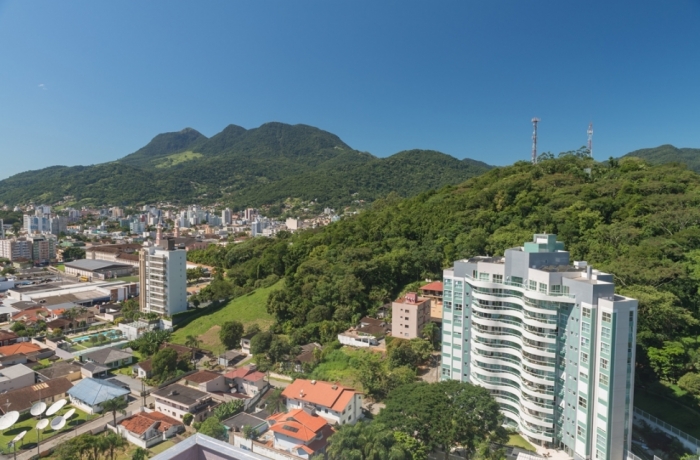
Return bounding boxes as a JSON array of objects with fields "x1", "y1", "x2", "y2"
[{"x1": 67, "y1": 377, "x2": 130, "y2": 414}]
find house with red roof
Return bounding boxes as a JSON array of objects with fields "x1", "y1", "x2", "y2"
[
  {"x1": 224, "y1": 365, "x2": 267, "y2": 396},
  {"x1": 282, "y1": 379, "x2": 363, "y2": 425},
  {"x1": 420, "y1": 280, "x2": 443, "y2": 322},
  {"x1": 182, "y1": 370, "x2": 228, "y2": 393},
  {"x1": 265, "y1": 408, "x2": 334, "y2": 459},
  {"x1": 116, "y1": 409, "x2": 183, "y2": 448}
]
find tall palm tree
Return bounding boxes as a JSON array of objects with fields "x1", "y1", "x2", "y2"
[
  {"x1": 185, "y1": 335, "x2": 201, "y2": 363},
  {"x1": 101, "y1": 397, "x2": 129, "y2": 427},
  {"x1": 104, "y1": 432, "x2": 126, "y2": 460}
]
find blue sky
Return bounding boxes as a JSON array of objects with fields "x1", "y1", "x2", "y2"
[{"x1": 1, "y1": 0, "x2": 700, "y2": 179}]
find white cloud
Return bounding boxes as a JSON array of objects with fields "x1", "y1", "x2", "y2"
[{"x1": 38, "y1": 83, "x2": 46, "y2": 90}]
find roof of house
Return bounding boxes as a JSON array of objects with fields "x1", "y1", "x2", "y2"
[
  {"x1": 282, "y1": 379, "x2": 360, "y2": 412},
  {"x1": 294, "y1": 343, "x2": 322, "y2": 364},
  {"x1": 11, "y1": 308, "x2": 50, "y2": 323},
  {"x1": 0, "y1": 378, "x2": 73, "y2": 413},
  {"x1": 0, "y1": 363, "x2": 34, "y2": 382},
  {"x1": 82, "y1": 362, "x2": 110, "y2": 373},
  {"x1": 185, "y1": 370, "x2": 222, "y2": 384},
  {"x1": 135, "y1": 359, "x2": 152, "y2": 372},
  {"x1": 152, "y1": 384, "x2": 210, "y2": 406},
  {"x1": 35, "y1": 361, "x2": 82, "y2": 380},
  {"x1": 0, "y1": 342, "x2": 42, "y2": 357},
  {"x1": 64, "y1": 259, "x2": 132, "y2": 271},
  {"x1": 224, "y1": 366, "x2": 266, "y2": 382},
  {"x1": 0, "y1": 330, "x2": 18, "y2": 342},
  {"x1": 222, "y1": 411, "x2": 268, "y2": 431},
  {"x1": 420, "y1": 281, "x2": 444, "y2": 292},
  {"x1": 267, "y1": 408, "x2": 330, "y2": 442},
  {"x1": 46, "y1": 318, "x2": 72, "y2": 329},
  {"x1": 161, "y1": 342, "x2": 194, "y2": 357},
  {"x1": 120, "y1": 411, "x2": 182, "y2": 435},
  {"x1": 82, "y1": 346, "x2": 132, "y2": 365},
  {"x1": 67, "y1": 378, "x2": 130, "y2": 406}
]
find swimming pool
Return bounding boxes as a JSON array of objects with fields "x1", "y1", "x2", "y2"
[{"x1": 72, "y1": 329, "x2": 121, "y2": 343}]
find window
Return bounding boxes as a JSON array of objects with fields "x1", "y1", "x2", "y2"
[
  {"x1": 581, "y1": 352, "x2": 589, "y2": 365},
  {"x1": 596, "y1": 449, "x2": 604, "y2": 459},
  {"x1": 581, "y1": 337, "x2": 590, "y2": 348},
  {"x1": 602, "y1": 312, "x2": 612, "y2": 323},
  {"x1": 600, "y1": 358, "x2": 609, "y2": 370},
  {"x1": 601, "y1": 326, "x2": 611, "y2": 340},
  {"x1": 529, "y1": 280, "x2": 537, "y2": 290},
  {"x1": 596, "y1": 432, "x2": 605, "y2": 446},
  {"x1": 550, "y1": 285, "x2": 561, "y2": 294},
  {"x1": 600, "y1": 373, "x2": 609, "y2": 386},
  {"x1": 629, "y1": 311, "x2": 634, "y2": 321},
  {"x1": 582, "y1": 307, "x2": 591, "y2": 318},
  {"x1": 539, "y1": 282, "x2": 547, "y2": 293},
  {"x1": 577, "y1": 425, "x2": 583, "y2": 437},
  {"x1": 479, "y1": 272, "x2": 490, "y2": 281},
  {"x1": 580, "y1": 371, "x2": 588, "y2": 380},
  {"x1": 601, "y1": 342, "x2": 610, "y2": 355},
  {"x1": 472, "y1": 270, "x2": 477, "y2": 279},
  {"x1": 582, "y1": 322, "x2": 591, "y2": 334},
  {"x1": 578, "y1": 396, "x2": 587, "y2": 410},
  {"x1": 493, "y1": 274, "x2": 503, "y2": 284}
]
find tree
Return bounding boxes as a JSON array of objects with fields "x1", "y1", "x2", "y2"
[
  {"x1": 387, "y1": 339, "x2": 418, "y2": 369},
  {"x1": 219, "y1": 321, "x2": 244, "y2": 350},
  {"x1": 183, "y1": 413, "x2": 194, "y2": 426},
  {"x1": 242, "y1": 424, "x2": 259, "y2": 441},
  {"x1": 198, "y1": 415, "x2": 227, "y2": 441},
  {"x1": 104, "y1": 432, "x2": 126, "y2": 460},
  {"x1": 185, "y1": 335, "x2": 201, "y2": 362},
  {"x1": 377, "y1": 381, "x2": 506, "y2": 460},
  {"x1": 152, "y1": 347, "x2": 179, "y2": 381},
  {"x1": 326, "y1": 421, "x2": 410, "y2": 460},
  {"x1": 132, "y1": 447, "x2": 149, "y2": 460},
  {"x1": 213, "y1": 399, "x2": 244, "y2": 420},
  {"x1": 421, "y1": 322, "x2": 440, "y2": 350},
  {"x1": 648, "y1": 341, "x2": 687, "y2": 382},
  {"x1": 101, "y1": 397, "x2": 128, "y2": 429},
  {"x1": 409, "y1": 338, "x2": 433, "y2": 365},
  {"x1": 678, "y1": 372, "x2": 700, "y2": 396},
  {"x1": 250, "y1": 331, "x2": 274, "y2": 355},
  {"x1": 355, "y1": 350, "x2": 388, "y2": 398},
  {"x1": 266, "y1": 388, "x2": 286, "y2": 413}
]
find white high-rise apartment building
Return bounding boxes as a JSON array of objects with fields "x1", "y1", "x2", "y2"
[
  {"x1": 441, "y1": 234, "x2": 637, "y2": 460},
  {"x1": 222, "y1": 208, "x2": 232, "y2": 226},
  {"x1": 139, "y1": 238, "x2": 187, "y2": 316}
]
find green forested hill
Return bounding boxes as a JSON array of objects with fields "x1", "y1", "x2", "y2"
[
  {"x1": 189, "y1": 154, "x2": 700, "y2": 391},
  {"x1": 0, "y1": 122, "x2": 491, "y2": 208},
  {"x1": 624, "y1": 144, "x2": 700, "y2": 172}
]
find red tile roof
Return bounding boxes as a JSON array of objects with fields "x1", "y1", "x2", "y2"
[
  {"x1": 268, "y1": 409, "x2": 329, "y2": 442},
  {"x1": 120, "y1": 411, "x2": 182, "y2": 435},
  {"x1": 224, "y1": 366, "x2": 266, "y2": 382},
  {"x1": 0, "y1": 342, "x2": 42, "y2": 356},
  {"x1": 420, "y1": 281, "x2": 443, "y2": 292},
  {"x1": 282, "y1": 379, "x2": 359, "y2": 412}
]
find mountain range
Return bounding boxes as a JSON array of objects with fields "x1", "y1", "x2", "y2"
[
  {"x1": 622, "y1": 144, "x2": 700, "y2": 171},
  {"x1": 0, "y1": 122, "x2": 491, "y2": 208}
]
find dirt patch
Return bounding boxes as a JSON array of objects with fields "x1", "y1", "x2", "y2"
[{"x1": 200, "y1": 325, "x2": 222, "y2": 353}]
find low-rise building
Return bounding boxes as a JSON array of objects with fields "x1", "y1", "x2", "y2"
[
  {"x1": 0, "y1": 378, "x2": 73, "y2": 414},
  {"x1": 0, "y1": 330, "x2": 18, "y2": 346},
  {"x1": 286, "y1": 343, "x2": 322, "y2": 373},
  {"x1": 152, "y1": 383, "x2": 216, "y2": 422},
  {"x1": 67, "y1": 377, "x2": 130, "y2": 414},
  {"x1": 282, "y1": 379, "x2": 363, "y2": 425},
  {"x1": 116, "y1": 410, "x2": 184, "y2": 449},
  {"x1": 218, "y1": 350, "x2": 244, "y2": 367},
  {"x1": 337, "y1": 317, "x2": 390, "y2": 348},
  {"x1": 0, "y1": 364, "x2": 36, "y2": 393},
  {"x1": 391, "y1": 292, "x2": 431, "y2": 340},
  {"x1": 80, "y1": 346, "x2": 133, "y2": 369},
  {"x1": 419, "y1": 280, "x2": 443, "y2": 323},
  {"x1": 36, "y1": 360, "x2": 83, "y2": 383},
  {"x1": 182, "y1": 370, "x2": 228, "y2": 393},
  {"x1": 265, "y1": 408, "x2": 334, "y2": 459},
  {"x1": 81, "y1": 362, "x2": 110, "y2": 379},
  {"x1": 64, "y1": 259, "x2": 134, "y2": 281},
  {"x1": 224, "y1": 365, "x2": 267, "y2": 396}
]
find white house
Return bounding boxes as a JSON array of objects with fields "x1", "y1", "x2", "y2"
[{"x1": 281, "y1": 379, "x2": 363, "y2": 425}]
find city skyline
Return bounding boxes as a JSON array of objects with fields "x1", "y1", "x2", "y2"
[{"x1": 2, "y1": 1, "x2": 700, "y2": 179}]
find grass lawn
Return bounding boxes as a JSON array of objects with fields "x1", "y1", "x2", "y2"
[
  {"x1": 634, "y1": 386, "x2": 700, "y2": 438},
  {"x1": 308, "y1": 348, "x2": 364, "y2": 389},
  {"x1": 56, "y1": 264, "x2": 65, "y2": 272},
  {"x1": 0, "y1": 405, "x2": 88, "y2": 455},
  {"x1": 171, "y1": 281, "x2": 281, "y2": 354},
  {"x1": 149, "y1": 440, "x2": 175, "y2": 455},
  {"x1": 115, "y1": 275, "x2": 139, "y2": 283},
  {"x1": 506, "y1": 433, "x2": 536, "y2": 451}
]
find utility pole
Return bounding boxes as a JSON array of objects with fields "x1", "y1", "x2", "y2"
[
  {"x1": 531, "y1": 118, "x2": 540, "y2": 164},
  {"x1": 587, "y1": 122, "x2": 594, "y2": 158}
]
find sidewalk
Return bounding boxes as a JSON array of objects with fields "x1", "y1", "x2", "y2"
[{"x1": 10, "y1": 398, "x2": 147, "y2": 460}]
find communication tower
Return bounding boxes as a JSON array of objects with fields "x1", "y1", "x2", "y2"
[
  {"x1": 587, "y1": 122, "x2": 594, "y2": 158},
  {"x1": 531, "y1": 118, "x2": 540, "y2": 164}
]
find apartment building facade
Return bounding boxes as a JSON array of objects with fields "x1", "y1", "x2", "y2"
[
  {"x1": 391, "y1": 292, "x2": 431, "y2": 339},
  {"x1": 139, "y1": 238, "x2": 187, "y2": 316},
  {"x1": 441, "y1": 234, "x2": 637, "y2": 460}
]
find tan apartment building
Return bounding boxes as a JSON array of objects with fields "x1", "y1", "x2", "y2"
[{"x1": 391, "y1": 292, "x2": 431, "y2": 339}]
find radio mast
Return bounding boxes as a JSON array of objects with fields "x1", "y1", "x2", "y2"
[
  {"x1": 587, "y1": 122, "x2": 593, "y2": 158},
  {"x1": 531, "y1": 118, "x2": 540, "y2": 164}
]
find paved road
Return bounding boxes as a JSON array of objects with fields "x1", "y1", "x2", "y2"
[{"x1": 9, "y1": 397, "x2": 152, "y2": 460}]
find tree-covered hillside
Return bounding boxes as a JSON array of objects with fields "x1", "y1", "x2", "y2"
[
  {"x1": 624, "y1": 144, "x2": 700, "y2": 173},
  {"x1": 189, "y1": 153, "x2": 700, "y2": 392},
  {"x1": 0, "y1": 122, "x2": 491, "y2": 208}
]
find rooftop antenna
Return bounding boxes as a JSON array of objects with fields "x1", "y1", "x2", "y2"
[
  {"x1": 531, "y1": 117, "x2": 540, "y2": 164},
  {"x1": 587, "y1": 122, "x2": 594, "y2": 158}
]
